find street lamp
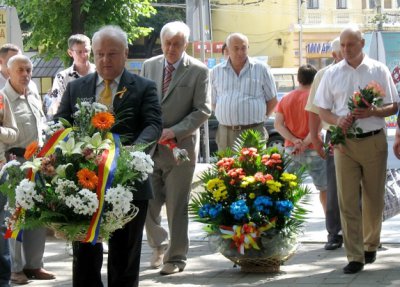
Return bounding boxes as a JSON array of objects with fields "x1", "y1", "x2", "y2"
[{"x1": 298, "y1": 0, "x2": 305, "y2": 66}]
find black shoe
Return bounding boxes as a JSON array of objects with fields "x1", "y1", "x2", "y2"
[
  {"x1": 343, "y1": 261, "x2": 364, "y2": 274},
  {"x1": 324, "y1": 236, "x2": 343, "y2": 250},
  {"x1": 365, "y1": 251, "x2": 376, "y2": 264}
]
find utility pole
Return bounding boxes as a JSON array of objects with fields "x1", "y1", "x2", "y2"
[{"x1": 298, "y1": 0, "x2": 304, "y2": 66}]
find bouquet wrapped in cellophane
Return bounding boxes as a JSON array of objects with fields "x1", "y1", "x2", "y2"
[{"x1": 0, "y1": 101, "x2": 154, "y2": 243}]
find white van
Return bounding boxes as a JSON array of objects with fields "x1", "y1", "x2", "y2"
[{"x1": 271, "y1": 68, "x2": 298, "y2": 101}]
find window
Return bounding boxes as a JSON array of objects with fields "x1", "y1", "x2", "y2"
[
  {"x1": 337, "y1": 0, "x2": 347, "y2": 9},
  {"x1": 369, "y1": 0, "x2": 376, "y2": 9},
  {"x1": 398, "y1": 0, "x2": 400, "y2": 8},
  {"x1": 384, "y1": 0, "x2": 392, "y2": 8},
  {"x1": 307, "y1": 0, "x2": 319, "y2": 9}
]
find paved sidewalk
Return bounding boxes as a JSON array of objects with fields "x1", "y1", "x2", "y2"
[{"x1": 10, "y1": 162, "x2": 400, "y2": 286}]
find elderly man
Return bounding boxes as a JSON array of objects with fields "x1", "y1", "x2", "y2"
[
  {"x1": 4, "y1": 54, "x2": 54, "y2": 284},
  {"x1": 47, "y1": 34, "x2": 95, "y2": 119},
  {"x1": 55, "y1": 25, "x2": 162, "y2": 287},
  {"x1": 211, "y1": 32, "x2": 277, "y2": 150},
  {"x1": 305, "y1": 37, "x2": 344, "y2": 251},
  {"x1": 0, "y1": 44, "x2": 19, "y2": 287},
  {"x1": 315, "y1": 26, "x2": 398, "y2": 274},
  {"x1": 141, "y1": 21, "x2": 211, "y2": 275}
]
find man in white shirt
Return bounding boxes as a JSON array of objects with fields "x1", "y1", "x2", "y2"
[
  {"x1": 211, "y1": 33, "x2": 277, "y2": 150},
  {"x1": 315, "y1": 26, "x2": 398, "y2": 274}
]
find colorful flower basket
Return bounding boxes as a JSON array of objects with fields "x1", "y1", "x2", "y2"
[
  {"x1": 0, "y1": 101, "x2": 153, "y2": 243},
  {"x1": 190, "y1": 130, "x2": 310, "y2": 272}
]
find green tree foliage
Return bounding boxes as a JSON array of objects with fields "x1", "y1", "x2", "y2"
[
  {"x1": 4, "y1": 0, "x2": 156, "y2": 65},
  {"x1": 138, "y1": 0, "x2": 185, "y2": 58}
]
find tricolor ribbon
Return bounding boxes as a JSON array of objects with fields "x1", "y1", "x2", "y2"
[
  {"x1": 5, "y1": 128, "x2": 73, "y2": 240},
  {"x1": 83, "y1": 133, "x2": 120, "y2": 244}
]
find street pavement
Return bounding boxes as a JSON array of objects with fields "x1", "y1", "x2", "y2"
[{"x1": 11, "y1": 130, "x2": 400, "y2": 287}]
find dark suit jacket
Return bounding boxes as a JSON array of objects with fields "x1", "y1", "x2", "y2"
[{"x1": 55, "y1": 69, "x2": 163, "y2": 200}]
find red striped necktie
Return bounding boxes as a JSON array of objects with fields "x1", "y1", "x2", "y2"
[{"x1": 162, "y1": 64, "x2": 175, "y2": 95}]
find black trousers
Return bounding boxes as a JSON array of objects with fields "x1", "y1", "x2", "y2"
[{"x1": 73, "y1": 200, "x2": 148, "y2": 287}]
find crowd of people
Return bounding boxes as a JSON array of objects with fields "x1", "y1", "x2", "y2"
[{"x1": 0, "y1": 21, "x2": 399, "y2": 287}]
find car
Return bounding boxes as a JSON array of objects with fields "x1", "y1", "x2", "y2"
[{"x1": 199, "y1": 116, "x2": 284, "y2": 161}]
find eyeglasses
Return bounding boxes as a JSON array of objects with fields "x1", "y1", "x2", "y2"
[{"x1": 71, "y1": 49, "x2": 90, "y2": 55}]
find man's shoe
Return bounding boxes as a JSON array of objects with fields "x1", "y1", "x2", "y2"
[
  {"x1": 324, "y1": 236, "x2": 343, "y2": 250},
  {"x1": 343, "y1": 261, "x2": 364, "y2": 274},
  {"x1": 23, "y1": 268, "x2": 56, "y2": 280},
  {"x1": 365, "y1": 251, "x2": 377, "y2": 264},
  {"x1": 150, "y1": 246, "x2": 166, "y2": 269},
  {"x1": 160, "y1": 263, "x2": 184, "y2": 275},
  {"x1": 11, "y1": 272, "x2": 29, "y2": 285}
]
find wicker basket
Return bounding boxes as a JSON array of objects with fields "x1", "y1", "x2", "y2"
[{"x1": 225, "y1": 256, "x2": 282, "y2": 273}]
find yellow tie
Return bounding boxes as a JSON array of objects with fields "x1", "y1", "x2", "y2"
[{"x1": 99, "y1": 80, "x2": 112, "y2": 106}]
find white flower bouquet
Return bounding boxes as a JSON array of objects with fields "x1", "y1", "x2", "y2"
[{"x1": 0, "y1": 101, "x2": 154, "y2": 242}]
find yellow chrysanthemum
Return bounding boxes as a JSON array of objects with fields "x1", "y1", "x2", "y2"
[
  {"x1": 280, "y1": 172, "x2": 297, "y2": 182},
  {"x1": 266, "y1": 180, "x2": 282, "y2": 193},
  {"x1": 240, "y1": 176, "x2": 255, "y2": 188},
  {"x1": 206, "y1": 178, "x2": 228, "y2": 201}
]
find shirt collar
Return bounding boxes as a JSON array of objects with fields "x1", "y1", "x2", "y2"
[
  {"x1": 164, "y1": 52, "x2": 185, "y2": 69},
  {"x1": 4, "y1": 80, "x2": 33, "y2": 102},
  {"x1": 96, "y1": 71, "x2": 123, "y2": 87}
]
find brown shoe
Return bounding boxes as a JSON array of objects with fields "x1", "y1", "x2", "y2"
[
  {"x1": 11, "y1": 272, "x2": 29, "y2": 285},
  {"x1": 23, "y1": 268, "x2": 56, "y2": 280}
]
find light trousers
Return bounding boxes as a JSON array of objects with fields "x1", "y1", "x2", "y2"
[{"x1": 334, "y1": 131, "x2": 387, "y2": 263}]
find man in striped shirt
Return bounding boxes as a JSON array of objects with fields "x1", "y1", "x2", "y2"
[{"x1": 211, "y1": 32, "x2": 278, "y2": 150}]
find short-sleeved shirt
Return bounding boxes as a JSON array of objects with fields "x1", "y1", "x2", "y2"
[
  {"x1": 276, "y1": 89, "x2": 311, "y2": 148},
  {"x1": 211, "y1": 57, "x2": 277, "y2": 126},
  {"x1": 314, "y1": 55, "x2": 399, "y2": 132}
]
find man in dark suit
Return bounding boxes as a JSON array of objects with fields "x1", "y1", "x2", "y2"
[
  {"x1": 141, "y1": 21, "x2": 211, "y2": 275},
  {"x1": 55, "y1": 25, "x2": 162, "y2": 287}
]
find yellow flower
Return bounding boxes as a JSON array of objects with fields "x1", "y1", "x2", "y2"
[
  {"x1": 206, "y1": 178, "x2": 228, "y2": 201},
  {"x1": 280, "y1": 172, "x2": 297, "y2": 182},
  {"x1": 240, "y1": 176, "x2": 255, "y2": 188},
  {"x1": 266, "y1": 180, "x2": 282, "y2": 193},
  {"x1": 249, "y1": 193, "x2": 255, "y2": 199}
]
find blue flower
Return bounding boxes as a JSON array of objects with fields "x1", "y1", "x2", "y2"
[
  {"x1": 230, "y1": 200, "x2": 249, "y2": 220},
  {"x1": 199, "y1": 203, "x2": 222, "y2": 219},
  {"x1": 209, "y1": 203, "x2": 222, "y2": 219},
  {"x1": 199, "y1": 204, "x2": 211, "y2": 218},
  {"x1": 253, "y1": 196, "x2": 273, "y2": 213},
  {"x1": 275, "y1": 200, "x2": 294, "y2": 217}
]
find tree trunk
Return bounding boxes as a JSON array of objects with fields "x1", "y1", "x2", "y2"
[
  {"x1": 71, "y1": 0, "x2": 86, "y2": 34},
  {"x1": 144, "y1": 33, "x2": 158, "y2": 58}
]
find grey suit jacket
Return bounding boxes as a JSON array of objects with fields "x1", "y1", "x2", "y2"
[
  {"x1": 141, "y1": 53, "x2": 211, "y2": 165},
  {"x1": 55, "y1": 69, "x2": 163, "y2": 200}
]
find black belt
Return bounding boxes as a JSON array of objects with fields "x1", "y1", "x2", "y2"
[
  {"x1": 221, "y1": 122, "x2": 263, "y2": 131},
  {"x1": 354, "y1": 129, "x2": 382, "y2": 139}
]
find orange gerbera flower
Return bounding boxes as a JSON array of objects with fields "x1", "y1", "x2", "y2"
[
  {"x1": 24, "y1": 141, "x2": 39, "y2": 160},
  {"x1": 77, "y1": 168, "x2": 98, "y2": 190},
  {"x1": 91, "y1": 112, "x2": 115, "y2": 130}
]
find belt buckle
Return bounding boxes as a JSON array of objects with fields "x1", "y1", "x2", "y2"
[{"x1": 232, "y1": 125, "x2": 241, "y2": 131}]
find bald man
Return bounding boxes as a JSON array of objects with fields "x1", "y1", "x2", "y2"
[{"x1": 315, "y1": 26, "x2": 398, "y2": 274}]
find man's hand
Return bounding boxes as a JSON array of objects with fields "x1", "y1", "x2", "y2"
[
  {"x1": 336, "y1": 114, "x2": 353, "y2": 132},
  {"x1": 159, "y1": 128, "x2": 175, "y2": 143},
  {"x1": 352, "y1": 107, "x2": 373, "y2": 119},
  {"x1": 311, "y1": 137, "x2": 326, "y2": 159}
]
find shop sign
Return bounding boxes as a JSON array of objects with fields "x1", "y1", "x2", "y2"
[{"x1": 306, "y1": 42, "x2": 332, "y2": 54}]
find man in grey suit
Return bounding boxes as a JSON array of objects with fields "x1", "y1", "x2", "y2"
[
  {"x1": 141, "y1": 21, "x2": 211, "y2": 275},
  {"x1": 55, "y1": 25, "x2": 162, "y2": 287}
]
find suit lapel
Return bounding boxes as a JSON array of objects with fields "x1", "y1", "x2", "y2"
[
  {"x1": 79, "y1": 74, "x2": 97, "y2": 103},
  {"x1": 113, "y1": 70, "x2": 135, "y2": 112}
]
